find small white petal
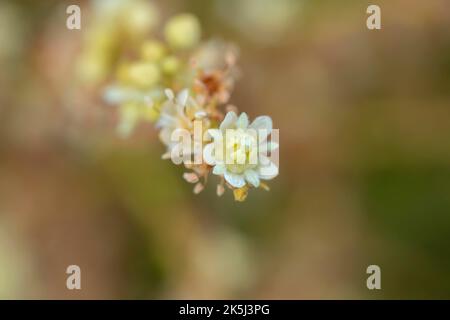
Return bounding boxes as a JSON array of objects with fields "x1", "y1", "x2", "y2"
[
  {"x1": 220, "y1": 111, "x2": 238, "y2": 131},
  {"x1": 175, "y1": 101, "x2": 185, "y2": 115},
  {"x1": 250, "y1": 116, "x2": 272, "y2": 139},
  {"x1": 158, "y1": 128, "x2": 172, "y2": 146},
  {"x1": 156, "y1": 114, "x2": 173, "y2": 129},
  {"x1": 224, "y1": 171, "x2": 246, "y2": 188},
  {"x1": 258, "y1": 158, "x2": 279, "y2": 180},
  {"x1": 188, "y1": 96, "x2": 199, "y2": 108},
  {"x1": 236, "y1": 112, "x2": 249, "y2": 129},
  {"x1": 164, "y1": 88, "x2": 174, "y2": 100},
  {"x1": 161, "y1": 152, "x2": 171, "y2": 160},
  {"x1": 244, "y1": 169, "x2": 260, "y2": 187},
  {"x1": 203, "y1": 143, "x2": 216, "y2": 165},
  {"x1": 177, "y1": 89, "x2": 189, "y2": 106},
  {"x1": 170, "y1": 143, "x2": 183, "y2": 160},
  {"x1": 194, "y1": 110, "x2": 207, "y2": 119},
  {"x1": 212, "y1": 164, "x2": 226, "y2": 175}
]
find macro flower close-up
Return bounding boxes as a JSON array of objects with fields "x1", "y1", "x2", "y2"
[
  {"x1": 1, "y1": 0, "x2": 450, "y2": 303},
  {"x1": 203, "y1": 111, "x2": 279, "y2": 201}
]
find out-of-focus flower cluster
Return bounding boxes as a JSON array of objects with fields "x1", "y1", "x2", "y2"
[{"x1": 78, "y1": 0, "x2": 278, "y2": 201}]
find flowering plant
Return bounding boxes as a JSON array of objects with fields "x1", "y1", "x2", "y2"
[{"x1": 80, "y1": 1, "x2": 279, "y2": 201}]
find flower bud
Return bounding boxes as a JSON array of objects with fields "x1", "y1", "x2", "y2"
[
  {"x1": 164, "y1": 13, "x2": 201, "y2": 50},
  {"x1": 141, "y1": 40, "x2": 166, "y2": 62},
  {"x1": 161, "y1": 55, "x2": 181, "y2": 75},
  {"x1": 127, "y1": 62, "x2": 160, "y2": 89},
  {"x1": 121, "y1": 1, "x2": 159, "y2": 38}
]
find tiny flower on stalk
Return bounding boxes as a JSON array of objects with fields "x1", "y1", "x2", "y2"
[
  {"x1": 157, "y1": 88, "x2": 208, "y2": 159},
  {"x1": 203, "y1": 111, "x2": 279, "y2": 200}
]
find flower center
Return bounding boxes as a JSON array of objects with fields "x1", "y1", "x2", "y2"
[{"x1": 223, "y1": 129, "x2": 258, "y2": 174}]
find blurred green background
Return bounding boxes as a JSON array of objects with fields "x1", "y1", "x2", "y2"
[{"x1": 0, "y1": 0, "x2": 450, "y2": 299}]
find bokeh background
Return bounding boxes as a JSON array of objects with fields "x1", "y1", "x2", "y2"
[{"x1": 1, "y1": 0, "x2": 450, "y2": 299}]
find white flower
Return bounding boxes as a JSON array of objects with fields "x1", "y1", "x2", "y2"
[
  {"x1": 157, "y1": 89, "x2": 187, "y2": 142},
  {"x1": 157, "y1": 89, "x2": 207, "y2": 159},
  {"x1": 203, "y1": 111, "x2": 279, "y2": 188},
  {"x1": 164, "y1": 13, "x2": 201, "y2": 50}
]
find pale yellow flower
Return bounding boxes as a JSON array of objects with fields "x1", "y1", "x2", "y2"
[
  {"x1": 157, "y1": 89, "x2": 207, "y2": 156},
  {"x1": 204, "y1": 111, "x2": 279, "y2": 189},
  {"x1": 164, "y1": 13, "x2": 201, "y2": 50}
]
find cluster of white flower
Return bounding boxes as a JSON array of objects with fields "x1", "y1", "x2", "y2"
[
  {"x1": 156, "y1": 88, "x2": 279, "y2": 201},
  {"x1": 91, "y1": 3, "x2": 279, "y2": 201}
]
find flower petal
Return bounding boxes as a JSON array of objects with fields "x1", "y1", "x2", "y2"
[
  {"x1": 161, "y1": 152, "x2": 171, "y2": 160},
  {"x1": 244, "y1": 169, "x2": 260, "y2": 187},
  {"x1": 164, "y1": 88, "x2": 174, "y2": 100},
  {"x1": 258, "y1": 159, "x2": 279, "y2": 180},
  {"x1": 194, "y1": 110, "x2": 207, "y2": 119},
  {"x1": 250, "y1": 115, "x2": 272, "y2": 140},
  {"x1": 224, "y1": 171, "x2": 246, "y2": 188},
  {"x1": 236, "y1": 112, "x2": 249, "y2": 129},
  {"x1": 203, "y1": 143, "x2": 216, "y2": 165},
  {"x1": 212, "y1": 164, "x2": 226, "y2": 175},
  {"x1": 177, "y1": 89, "x2": 189, "y2": 106},
  {"x1": 158, "y1": 127, "x2": 172, "y2": 146},
  {"x1": 220, "y1": 111, "x2": 238, "y2": 131},
  {"x1": 156, "y1": 112, "x2": 175, "y2": 129}
]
